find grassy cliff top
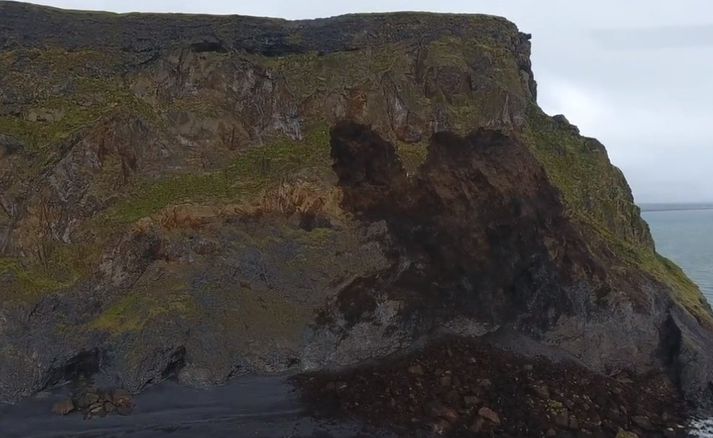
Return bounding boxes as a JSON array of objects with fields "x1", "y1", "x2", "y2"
[{"x1": 0, "y1": 2, "x2": 525, "y2": 57}]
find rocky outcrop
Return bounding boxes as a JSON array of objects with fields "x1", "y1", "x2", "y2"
[{"x1": 1, "y1": 1, "x2": 713, "y2": 414}]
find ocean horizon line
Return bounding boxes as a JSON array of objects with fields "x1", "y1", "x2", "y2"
[{"x1": 640, "y1": 202, "x2": 713, "y2": 212}]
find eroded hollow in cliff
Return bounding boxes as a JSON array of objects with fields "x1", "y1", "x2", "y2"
[
  {"x1": 328, "y1": 121, "x2": 578, "y2": 329},
  {"x1": 329, "y1": 120, "x2": 408, "y2": 219},
  {"x1": 44, "y1": 349, "x2": 104, "y2": 389},
  {"x1": 658, "y1": 315, "x2": 683, "y2": 386}
]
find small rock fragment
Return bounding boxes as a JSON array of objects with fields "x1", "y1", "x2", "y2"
[
  {"x1": 616, "y1": 430, "x2": 639, "y2": 438},
  {"x1": 104, "y1": 401, "x2": 116, "y2": 414},
  {"x1": 444, "y1": 389, "x2": 460, "y2": 406},
  {"x1": 470, "y1": 416, "x2": 485, "y2": 433},
  {"x1": 477, "y1": 378, "x2": 492, "y2": 388},
  {"x1": 426, "y1": 400, "x2": 458, "y2": 422},
  {"x1": 112, "y1": 389, "x2": 135, "y2": 416},
  {"x1": 430, "y1": 419, "x2": 451, "y2": 435},
  {"x1": 408, "y1": 364, "x2": 424, "y2": 376},
  {"x1": 112, "y1": 389, "x2": 132, "y2": 404},
  {"x1": 554, "y1": 409, "x2": 569, "y2": 428},
  {"x1": 568, "y1": 414, "x2": 579, "y2": 429},
  {"x1": 52, "y1": 399, "x2": 75, "y2": 416},
  {"x1": 88, "y1": 403, "x2": 106, "y2": 418},
  {"x1": 463, "y1": 395, "x2": 480, "y2": 407},
  {"x1": 478, "y1": 406, "x2": 500, "y2": 425},
  {"x1": 530, "y1": 384, "x2": 550, "y2": 399},
  {"x1": 632, "y1": 415, "x2": 653, "y2": 430}
]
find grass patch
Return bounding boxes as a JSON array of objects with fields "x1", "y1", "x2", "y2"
[
  {"x1": 0, "y1": 257, "x2": 73, "y2": 302},
  {"x1": 523, "y1": 105, "x2": 651, "y2": 248},
  {"x1": 90, "y1": 283, "x2": 196, "y2": 334},
  {"x1": 105, "y1": 123, "x2": 332, "y2": 223},
  {"x1": 523, "y1": 105, "x2": 711, "y2": 323},
  {"x1": 0, "y1": 104, "x2": 99, "y2": 153},
  {"x1": 395, "y1": 141, "x2": 429, "y2": 174},
  {"x1": 592, "y1": 221, "x2": 711, "y2": 324},
  {"x1": 0, "y1": 47, "x2": 156, "y2": 155},
  {"x1": 0, "y1": 88, "x2": 158, "y2": 155}
]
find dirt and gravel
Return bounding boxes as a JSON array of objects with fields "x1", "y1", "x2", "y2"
[{"x1": 295, "y1": 336, "x2": 689, "y2": 437}]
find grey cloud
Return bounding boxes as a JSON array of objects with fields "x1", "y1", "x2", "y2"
[{"x1": 591, "y1": 25, "x2": 713, "y2": 50}]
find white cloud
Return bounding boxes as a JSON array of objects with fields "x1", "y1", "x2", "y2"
[{"x1": 538, "y1": 80, "x2": 608, "y2": 134}]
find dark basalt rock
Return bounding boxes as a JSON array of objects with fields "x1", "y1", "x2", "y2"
[
  {"x1": 0, "y1": 134, "x2": 23, "y2": 158},
  {"x1": 0, "y1": 2, "x2": 528, "y2": 59},
  {"x1": 0, "y1": 3, "x2": 712, "y2": 430},
  {"x1": 329, "y1": 123, "x2": 577, "y2": 330}
]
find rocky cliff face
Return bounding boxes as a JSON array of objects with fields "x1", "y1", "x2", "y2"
[{"x1": 1, "y1": 1, "x2": 713, "y2": 408}]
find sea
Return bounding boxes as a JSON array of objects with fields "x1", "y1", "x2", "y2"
[
  {"x1": 642, "y1": 203, "x2": 713, "y2": 436},
  {"x1": 641, "y1": 203, "x2": 713, "y2": 304}
]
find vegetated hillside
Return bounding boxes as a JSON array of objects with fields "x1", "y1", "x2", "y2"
[{"x1": 0, "y1": 0, "x2": 712, "y2": 412}]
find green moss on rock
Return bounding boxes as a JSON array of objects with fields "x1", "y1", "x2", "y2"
[
  {"x1": 0, "y1": 47, "x2": 156, "y2": 156},
  {"x1": 524, "y1": 105, "x2": 652, "y2": 248},
  {"x1": 0, "y1": 257, "x2": 72, "y2": 301},
  {"x1": 105, "y1": 123, "x2": 332, "y2": 223},
  {"x1": 522, "y1": 105, "x2": 711, "y2": 324},
  {"x1": 90, "y1": 282, "x2": 197, "y2": 334},
  {"x1": 395, "y1": 141, "x2": 429, "y2": 174}
]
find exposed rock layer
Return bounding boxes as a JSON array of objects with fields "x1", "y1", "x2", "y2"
[{"x1": 0, "y1": 1, "x2": 712, "y2": 412}]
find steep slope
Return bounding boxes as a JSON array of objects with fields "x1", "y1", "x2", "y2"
[{"x1": 1, "y1": 1, "x2": 712, "y2": 409}]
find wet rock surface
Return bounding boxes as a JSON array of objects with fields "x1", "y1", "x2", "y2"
[{"x1": 295, "y1": 336, "x2": 690, "y2": 437}]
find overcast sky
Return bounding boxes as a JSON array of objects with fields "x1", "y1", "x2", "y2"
[{"x1": 21, "y1": 1, "x2": 713, "y2": 203}]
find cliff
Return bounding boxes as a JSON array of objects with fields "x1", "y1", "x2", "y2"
[{"x1": 1, "y1": 0, "x2": 712, "y2": 413}]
